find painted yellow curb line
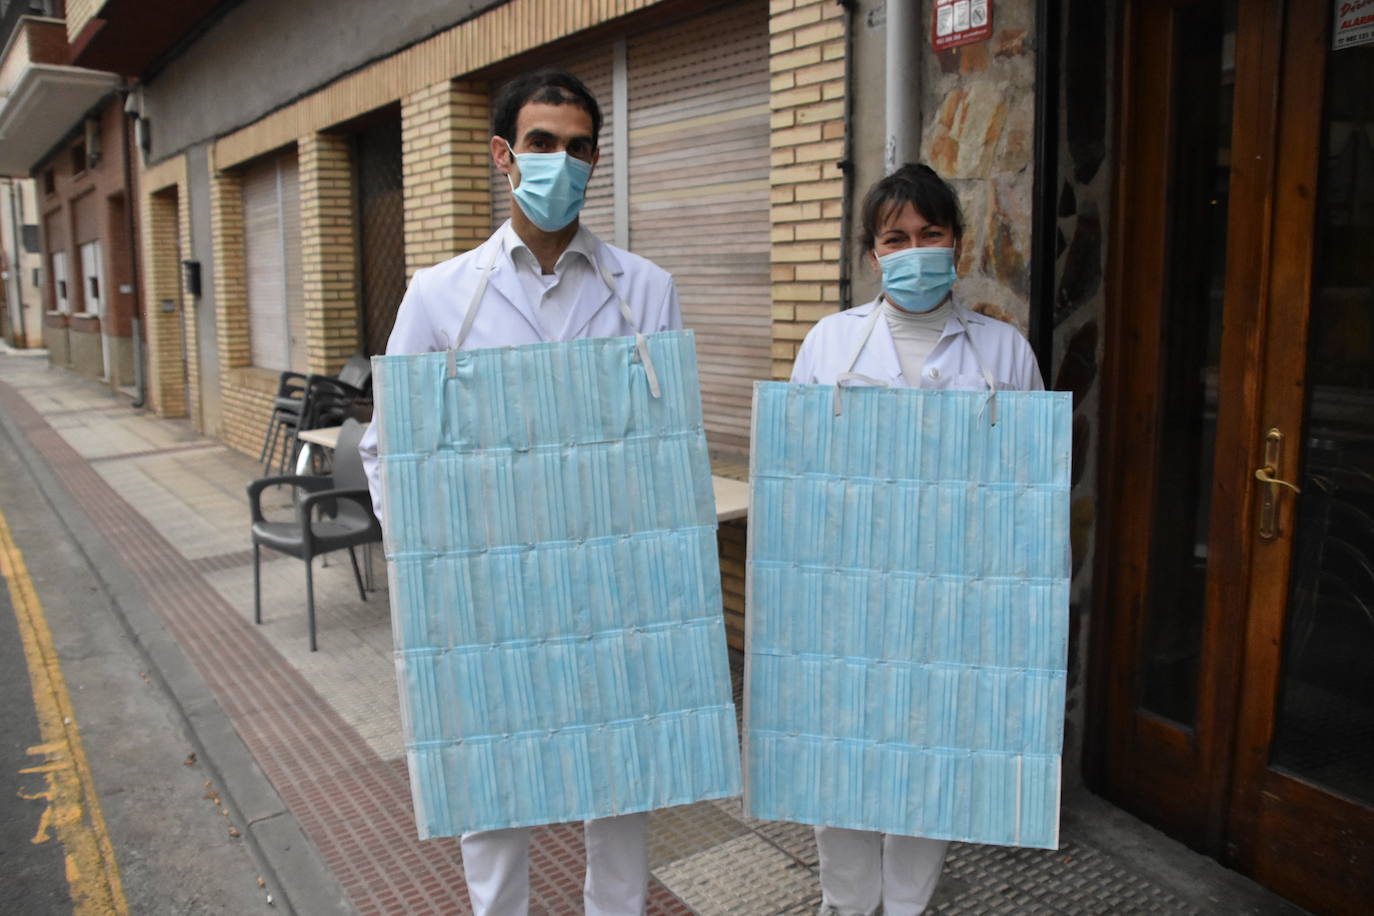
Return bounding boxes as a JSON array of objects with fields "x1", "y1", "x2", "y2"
[{"x1": 0, "y1": 509, "x2": 129, "y2": 916}]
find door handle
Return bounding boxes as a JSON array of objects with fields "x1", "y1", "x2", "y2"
[
  {"x1": 1254, "y1": 466, "x2": 1300, "y2": 494},
  {"x1": 1256, "y1": 428, "x2": 1299, "y2": 540}
]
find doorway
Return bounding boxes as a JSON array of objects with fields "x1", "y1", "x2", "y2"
[{"x1": 1094, "y1": 1, "x2": 1374, "y2": 912}]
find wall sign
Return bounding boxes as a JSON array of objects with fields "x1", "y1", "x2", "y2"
[
  {"x1": 1335, "y1": 0, "x2": 1374, "y2": 49},
  {"x1": 933, "y1": 0, "x2": 993, "y2": 52}
]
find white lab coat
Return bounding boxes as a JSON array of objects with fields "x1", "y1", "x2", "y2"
[
  {"x1": 790, "y1": 296, "x2": 1044, "y2": 391},
  {"x1": 359, "y1": 221, "x2": 683, "y2": 518},
  {"x1": 357, "y1": 221, "x2": 679, "y2": 916},
  {"x1": 795, "y1": 295, "x2": 1043, "y2": 916}
]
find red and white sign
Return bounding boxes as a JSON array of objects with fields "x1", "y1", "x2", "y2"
[
  {"x1": 1335, "y1": 0, "x2": 1374, "y2": 49},
  {"x1": 933, "y1": 0, "x2": 993, "y2": 52}
]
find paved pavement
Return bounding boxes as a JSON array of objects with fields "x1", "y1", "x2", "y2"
[{"x1": 0, "y1": 348, "x2": 1309, "y2": 915}]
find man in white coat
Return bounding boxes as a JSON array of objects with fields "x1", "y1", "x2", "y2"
[{"x1": 359, "y1": 69, "x2": 681, "y2": 916}]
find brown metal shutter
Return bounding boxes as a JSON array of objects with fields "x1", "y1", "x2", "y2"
[
  {"x1": 242, "y1": 149, "x2": 304, "y2": 372},
  {"x1": 356, "y1": 115, "x2": 406, "y2": 356},
  {"x1": 490, "y1": 47, "x2": 616, "y2": 239},
  {"x1": 628, "y1": 3, "x2": 771, "y2": 454}
]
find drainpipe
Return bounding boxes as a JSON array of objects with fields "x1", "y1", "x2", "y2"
[
  {"x1": 120, "y1": 80, "x2": 147, "y2": 408},
  {"x1": 4, "y1": 180, "x2": 27, "y2": 346},
  {"x1": 837, "y1": 0, "x2": 856, "y2": 310},
  {"x1": 1027, "y1": 0, "x2": 1060, "y2": 378},
  {"x1": 884, "y1": 0, "x2": 921, "y2": 174}
]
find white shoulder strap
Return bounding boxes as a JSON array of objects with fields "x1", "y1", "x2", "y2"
[
  {"x1": 951, "y1": 306, "x2": 999, "y2": 427},
  {"x1": 447, "y1": 241, "x2": 502, "y2": 377},
  {"x1": 832, "y1": 302, "x2": 888, "y2": 416},
  {"x1": 594, "y1": 253, "x2": 661, "y2": 400}
]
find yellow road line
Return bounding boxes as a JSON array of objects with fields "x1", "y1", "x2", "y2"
[{"x1": 0, "y1": 509, "x2": 128, "y2": 916}]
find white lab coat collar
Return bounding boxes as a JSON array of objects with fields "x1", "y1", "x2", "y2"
[
  {"x1": 851, "y1": 295, "x2": 988, "y2": 385},
  {"x1": 481, "y1": 220, "x2": 623, "y2": 341}
]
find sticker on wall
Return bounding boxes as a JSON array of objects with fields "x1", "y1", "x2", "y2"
[
  {"x1": 1335, "y1": 0, "x2": 1374, "y2": 49},
  {"x1": 933, "y1": 0, "x2": 993, "y2": 52}
]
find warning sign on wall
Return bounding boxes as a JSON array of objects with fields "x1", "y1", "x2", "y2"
[
  {"x1": 933, "y1": 0, "x2": 993, "y2": 52},
  {"x1": 1334, "y1": 0, "x2": 1374, "y2": 49}
]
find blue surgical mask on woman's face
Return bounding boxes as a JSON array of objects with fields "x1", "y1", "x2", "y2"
[
  {"x1": 505, "y1": 141, "x2": 593, "y2": 232},
  {"x1": 877, "y1": 246, "x2": 957, "y2": 313}
]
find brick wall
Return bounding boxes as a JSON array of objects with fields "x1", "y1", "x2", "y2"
[
  {"x1": 220, "y1": 368, "x2": 278, "y2": 461},
  {"x1": 299, "y1": 133, "x2": 360, "y2": 374},
  {"x1": 211, "y1": 169, "x2": 248, "y2": 372},
  {"x1": 768, "y1": 0, "x2": 847, "y2": 381},
  {"x1": 401, "y1": 80, "x2": 492, "y2": 278},
  {"x1": 140, "y1": 179, "x2": 189, "y2": 418}
]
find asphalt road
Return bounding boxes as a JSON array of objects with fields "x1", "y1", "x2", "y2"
[
  {"x1": 0, "y1": 417, "x2": 276, "y2": 915},
  {"x1": 0, "y1": 574, "x2": 69, "y2": 915}
]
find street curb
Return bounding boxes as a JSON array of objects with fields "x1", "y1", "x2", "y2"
[{"x1": 0, "y1": 402, "x2": 357, "y2": 916}]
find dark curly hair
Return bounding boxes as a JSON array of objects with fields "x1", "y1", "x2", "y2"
[{"x1": 492, "y1": 69, "x2": 602, "y2": 147}]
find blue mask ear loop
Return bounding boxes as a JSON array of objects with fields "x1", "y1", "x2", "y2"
[
  {"x1": 951, "y1": 305, "x2": 999, "y2": 427},
  {"x1": 833, "y1": 302, "x2": 888, "y2": 415}
]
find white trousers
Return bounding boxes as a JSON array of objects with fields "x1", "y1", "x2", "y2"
[
  {"x1": 460, "y1": 812, "x2": 650, "y2": 916},
  {"x1": 815, "y1": 826, "x2": 948, "y2": 916}
]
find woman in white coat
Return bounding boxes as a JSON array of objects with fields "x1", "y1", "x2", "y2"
[{"x1": 792, "y1": 164, "x2": 1045, "y2": 916}]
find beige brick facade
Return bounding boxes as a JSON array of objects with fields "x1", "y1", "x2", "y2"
[
  {"x1": 768, "y1": 0, "x2": 846, "y2": 380},
  {"x1": 299, "y1": 133, "x2": 361, "y2": 375},
  {"x1": 139, "y1": 156, "x2": 191, "y2": 420},
  {"x1": 401, "y1": 80, "x2": 492, "y2": 278}
]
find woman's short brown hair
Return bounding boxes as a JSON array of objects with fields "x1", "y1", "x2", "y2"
[{"x1": 858, "y1": 163, "x2": 964, "y2": 253}]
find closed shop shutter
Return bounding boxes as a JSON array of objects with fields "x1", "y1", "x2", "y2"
[
  {"x1": 628, "y1": 3, "x2": 770, "y2": 453},
  {"x1": 357, "y1": 115, "x2": 406, "y2": 356},
  {"x1": 242, "y1": 149, "x2": 304, "y2": 371}
]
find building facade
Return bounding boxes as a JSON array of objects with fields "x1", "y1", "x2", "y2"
[
  {"x1": 38, "y1": 1, "x2": 1374, "y2": 913},
  {"x1": 0, "y1": 177, "x2": 45, "y2": 348},
  {"x1": 0, "y1": 1, "x2": 137, "y2": 384}
]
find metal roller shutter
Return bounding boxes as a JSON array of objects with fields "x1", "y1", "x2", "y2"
[
  {"x1": 628, "y1": 3, "x2": 770, "y2": 454},
  {"x1": 242, "y1": 150, "x2": 305, "y2": 372}
]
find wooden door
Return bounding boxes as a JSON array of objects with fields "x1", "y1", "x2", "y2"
[
  {"x1": 1096, "y1": 1, "x2": 1374, "y2": 911},
  {"x1": 1226, "y1": 3, "x2": 1374, "y2": 910}
]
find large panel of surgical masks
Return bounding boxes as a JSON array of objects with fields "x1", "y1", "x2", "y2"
[
  {"x1": 374, "y1": 331, "x2": 740, "y2": 837},
  {"x1": 746, "y1": 383, "x2": 1071, "y2": 848}
]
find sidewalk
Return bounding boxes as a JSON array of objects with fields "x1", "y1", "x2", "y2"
[{"x1": 0, "y1": 350, "x2": 1308, "y2": 916}]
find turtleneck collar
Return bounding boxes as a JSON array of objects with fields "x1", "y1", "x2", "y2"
[{"x1": 882, "y1": 293, "x2": 952, "y2": 330}]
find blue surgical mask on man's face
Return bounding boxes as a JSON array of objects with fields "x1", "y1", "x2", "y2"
[
  {"x1": 877, "y1": 246, "x2": 957, "y2": 312},
  {"x1": 505, "y1": 140, "x2": 593, "y2": 232}
]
